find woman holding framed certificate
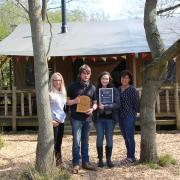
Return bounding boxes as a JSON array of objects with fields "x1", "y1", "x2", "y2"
[
  {"x1": 95, "y1": 71, "x2": 120, "y2": 168},
  {"x1": 49, "y1": 72, "x2": 67, "y2": 166}
]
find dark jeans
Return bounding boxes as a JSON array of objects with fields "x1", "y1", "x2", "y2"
[
  {"x1": 71, "y1": 119, "x2": 92, "y2": 165},
  {"x1": 96, "y1": 118, "x2": 114, "y2": 147},
  {"x1": 53, "y1": 123, "x2": 64, "y2": 153},
  {"x1": 119, "y1": 116, "x2": 136, "y2": 159}
]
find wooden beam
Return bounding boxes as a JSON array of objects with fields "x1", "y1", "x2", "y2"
[
  {"x1": 132, "y1": 55, "x2": 137, "y2": 86},
  {"x1": 12, "y1": 86, "x2": 17, "y2": 131},
  {"x1": 174, "y1": 83, "x2": 180, "y2": 129},
  {"x1": 21, "y1": 92, "x2": 24, "y2": 116},
  {"x1": 4, "y1": 93, "x2": 8, "y2": 116},
  {"x1": 165, "y1": 89, "x2": 170, "y2": 113},
  {"x1": 156, "y1": 94, "x2": 160, "y2": 113},
  {"x1": 28, "y1": 93, "x2": 32, "y2": 116},
  {"x1": 176, "y1": 55, "x2": 180, "y2": 86}
]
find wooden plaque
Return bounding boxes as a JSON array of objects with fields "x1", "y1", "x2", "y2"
[{"x1": 76, "y1": 95, "x2": 91, "y2": 113}]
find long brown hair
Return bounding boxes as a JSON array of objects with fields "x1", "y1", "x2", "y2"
[{"x1": 97, "y1": 71, "x2": 113, "y2": 88}]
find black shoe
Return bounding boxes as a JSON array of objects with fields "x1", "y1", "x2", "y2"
[
  {"x1": 82, "y1": 162, "x2": 97, "y2": 171},
  {"x1": 98, "y1": 159, "x2": 104, "y2": 168},
  {"x1": 107, "y1": 158, "x2": 114, "y2": 168},
  {"x1": 55, "y1": 152, "x2": 62, "y2": 166},
  {"x1": 106, "y1": 146, "x2": 114, "y2": 168}
]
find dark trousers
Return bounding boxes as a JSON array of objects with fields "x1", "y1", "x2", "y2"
[
  {"x1": 53, "y1": 123, "x2": 64, "y2": 153},
  {"x1": 119, "y1": 116, "x2": 136, "y2": 159}
]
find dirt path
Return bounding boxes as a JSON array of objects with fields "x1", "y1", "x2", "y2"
[{"x1": 0, "y1": 131, "x2": 180, "y2": 180}]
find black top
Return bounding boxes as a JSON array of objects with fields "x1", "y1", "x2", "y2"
[
  {"x1": 67, "y1": 81, "x2": 97, "y2": 121},
  {"x1": 119, "y1": 85, "x2": 139, "y2": 118}
]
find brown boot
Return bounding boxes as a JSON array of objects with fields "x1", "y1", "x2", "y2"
[
  {"x1": 82, "y1": 162, "x2": 97, "y2": 171},
  {"x1": 72, "y1": 165, "x2": 80, "y2": 174}
]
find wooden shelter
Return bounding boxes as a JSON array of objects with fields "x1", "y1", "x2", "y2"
[{"x1": 0, "y1": 19, "x2": 179, "y2": 131}]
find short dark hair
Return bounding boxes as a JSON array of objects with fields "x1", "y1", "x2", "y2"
[
  {"x1": 120, "y1": 70, "x2": 133, "y2": 85},
  {"x1": 97, "y1": 71, "x2": 112, "y2": 88},
  {"x1": 78, "y1": 64, "x2": 91, "y2": 75}
]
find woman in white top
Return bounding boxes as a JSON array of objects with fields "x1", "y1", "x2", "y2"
[{"x1": 49, "y1": 72, "x2": 67, "y2": 166}]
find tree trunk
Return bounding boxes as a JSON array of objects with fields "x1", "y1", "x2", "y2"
[
  {"x1": 140, "y1": 0, "x2": 165, "y2": 162},
  {"x1": 28, "y1": 0, "x2": 55, "y2": 174},
  {"x1": 140, "y1": 69, "x2": 161, "y2": 162},
  {"x1": 140, "y1": 0, "x2": 180, "y2": 162}
]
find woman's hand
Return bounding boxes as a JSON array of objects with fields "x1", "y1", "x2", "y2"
[
  {"x1": 52, "y1": 120, "x2": 59, "y2": 127},
  {"x1": 136, "y1": 113, "x2": 140, "y2": 117},
  {"x1": 85, "y1": 108, "x2": 94, "y2": 115},
  {"x1": 99, "y1": 104, "x2": 104, "y2": 110}
]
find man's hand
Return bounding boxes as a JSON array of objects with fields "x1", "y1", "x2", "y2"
[{"x1": 74, "y1": 96, "x2": 80, "y2": 104}]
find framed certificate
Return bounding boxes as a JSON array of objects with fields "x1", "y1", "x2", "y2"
[
  {"x1": 76, "y1": 95, "x2": 91, "y2": 113},
  {"x1": 99, "y1": 88, "x2": 113, "y2": 104}
]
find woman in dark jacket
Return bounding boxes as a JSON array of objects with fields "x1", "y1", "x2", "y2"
[
  {"x1": 119, "y1": 70, "x2": 139, "y2": 165},
  {"x1": 95, "y1": 71, "x2": 120, "y2": 168}
]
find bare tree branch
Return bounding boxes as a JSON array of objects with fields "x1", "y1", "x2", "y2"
[
  {"x1": 15, "y1": 0, "x2": 29, "y2": 14},
  {"x1": 3, "y1": 9, "x2": 29, "y2": 21},
  {"x1": 145, "y1": 39, "x2": 180, "y2": 69},
  {"x1": 157, "y1": 3, "x2": 180, "y2": 15},
  {"x1": 144, "y1": 0, "x2": 165, "y2": 59},
  {"x1": 46, "y1": 13, "x2": 53, "y2": 58},
  {"x1": 47, "y1": 0, "x2": 74, "y2": 11}
]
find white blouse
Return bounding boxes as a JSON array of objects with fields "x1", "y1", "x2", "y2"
[{"x1": 49, "y1": 90, "x2": 66, "y2": 123}]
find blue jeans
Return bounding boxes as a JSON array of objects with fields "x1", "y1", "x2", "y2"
[
  {"x1": 119, "y1": 116, "x2": 136, "y2": 159},
  {"x1": 71, "y1": 119, "x2": 92, "y2": 165},
  {"x1": 96, "y1": 118, "x2": 114, "y2": 147}
]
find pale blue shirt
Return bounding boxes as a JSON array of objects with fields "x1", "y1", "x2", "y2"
[{"x1": 49, "y1": 90, "x2": 66, "y2": 123}]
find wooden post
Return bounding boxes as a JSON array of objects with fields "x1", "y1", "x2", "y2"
[
  {"x1": 4, "y1": 93, "x2": 8, "y2": 116},
  {"x1": 21, "y1": 92, "x2": 24, "y2": 116},
  {"x1": 28, "y1": 93, "x2": 32, "y2": 116},
  {"x1": 174, "y1": 83, "x2": 180, "y2": 130},
  {"x1": 132, "y1": 55, "x2": 137, "y2": 87},
  {"x1": 12, "y1": 86, "x2": 17, "y2": 131},
  {"x1": 165, "y1": 89, "x2": 170, "y2": 113},
  {"x1": 156, "y1": 93, "x2": 160, "y2": 114}
]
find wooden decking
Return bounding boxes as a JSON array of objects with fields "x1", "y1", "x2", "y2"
[{"x1": 0, "y1": 84, "x2": 180, "y2": 131}]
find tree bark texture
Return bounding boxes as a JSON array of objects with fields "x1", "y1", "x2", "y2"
[
  {"x1": 140, "y1": 72, "x2": 161, "y2": 162},
  {"x1": 28, "y1": 0, "x2": 55, "y2": 174},
  {"x1": 141, "y1": 0, "x2": 180, "y2": 162}
]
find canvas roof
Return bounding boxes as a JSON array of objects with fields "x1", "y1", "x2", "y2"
[{"x1": 0, "y1": 18, "x2": 179, "y2": 56}]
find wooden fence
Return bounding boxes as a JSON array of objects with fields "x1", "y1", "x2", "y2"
[{"x1": 0, "y1": 84, "x2": 180, "y2": 131}]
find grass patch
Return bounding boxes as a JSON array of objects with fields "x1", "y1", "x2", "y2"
[
  {"x1": 159, "y1": 154, "x2": 177, "y2": 167},
  {"x1": 0, "y1": 134, "x2": 4, "y2": 149},
  {"x1": 144, "y1": 161, "x2": 160, "y2": 169},
  {"x1": 143, "y1": 154, "x2": 177, "y2": 169},
  {"x1": 20, "y1": 165, "x2": 71, "y2": 180}
]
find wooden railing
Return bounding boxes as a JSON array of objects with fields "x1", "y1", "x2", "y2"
[
  {"x1": 136, "y1": 83, "x2": 180, "y2": 129},
  {"x1": 0, "y1": 87, "x2": 36, "y2": 130},
  {"x1": 0, "y1": 84, "x2": 180, "y2": 131}
]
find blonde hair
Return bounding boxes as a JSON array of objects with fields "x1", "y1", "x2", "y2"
[{"x1": 49, "y1": 72, "x2": 67, "y2": 100}]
